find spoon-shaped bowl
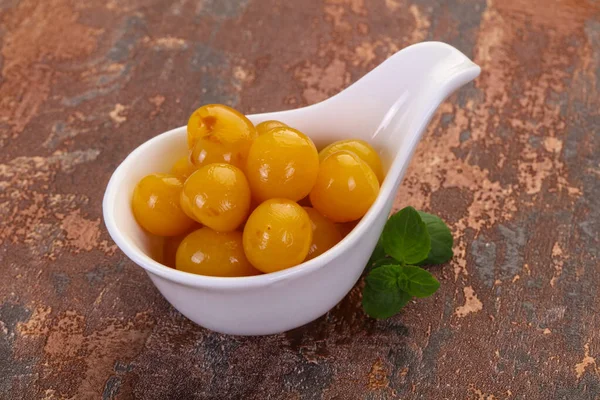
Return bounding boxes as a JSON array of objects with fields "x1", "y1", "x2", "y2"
[{"x1": 103, "y1": 42, "x2": 480, "y2": 335}]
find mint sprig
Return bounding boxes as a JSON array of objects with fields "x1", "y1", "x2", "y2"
[{"x1": 362, "y1": 206, "x2": 453, "y2": 319}]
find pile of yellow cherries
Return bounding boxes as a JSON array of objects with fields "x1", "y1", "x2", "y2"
[{"x1": 132, "y1": 104, "x2": 384, "y2": 277}]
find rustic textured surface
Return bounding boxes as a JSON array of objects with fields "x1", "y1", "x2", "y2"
[{"x1": 1, "y1": 0, "x2": 599, "y2": 399}]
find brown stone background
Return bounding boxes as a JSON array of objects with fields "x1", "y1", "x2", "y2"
[{"x1": 1, "y1": 0, "x2": 599, "y2": 399}]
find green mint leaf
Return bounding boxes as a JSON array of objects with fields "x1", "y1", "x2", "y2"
[
  {"x1": 417, "y1": 211, "x2": 454, "y2": 265},
  {"x1": 381, "y1": 206, "x2": 430, "y2": 265},
  {"x1": 397, "y1": 265, "x2": 440, "y2": 297},
  {"x1": 362, "y1": 264, "x2": 412, "y2": 319},
  {"x1": 368, "y1": 239, "x2": 386, "y2": 265}
]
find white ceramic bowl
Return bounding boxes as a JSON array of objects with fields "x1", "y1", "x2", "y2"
[{"x1": 103, "y1": 42, "x2": 480, "y2": 335}]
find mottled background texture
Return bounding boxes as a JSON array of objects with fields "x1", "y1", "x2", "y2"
[{"x1": 0, "y1": 0, "x2": 599, "y2": 399}]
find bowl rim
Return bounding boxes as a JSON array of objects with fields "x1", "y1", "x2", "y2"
[{"x1": 102, "y1": 123, "x2": 397, "y2": 290}]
